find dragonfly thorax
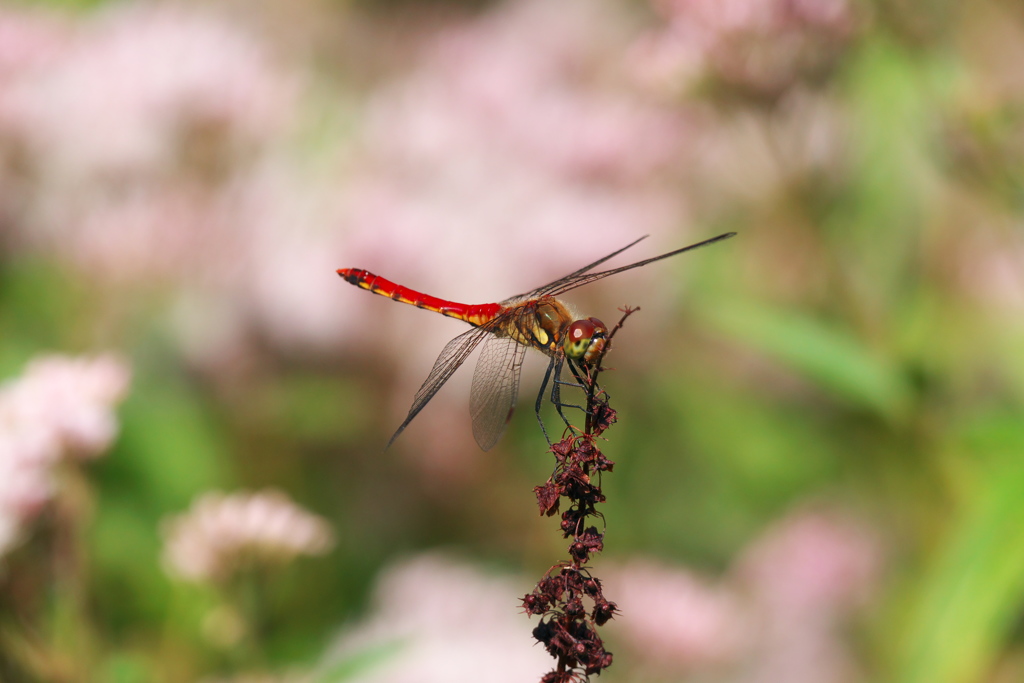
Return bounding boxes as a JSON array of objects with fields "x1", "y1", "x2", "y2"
[
  {"x1": 507, "y1": 299, "x2": 607, "y2": 365},
  {"x1": 500, "y1": 298, "x2": 572, "y2": 351}
]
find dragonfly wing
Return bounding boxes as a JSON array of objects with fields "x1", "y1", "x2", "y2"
[
  {"x1": 503, "y1": 236, "x2": 649, "y2": 303},
  {"x1": 541, "y1": 232, "x2": 736, "y2": 297},
  {"x1": 386, "y1": 325, "x2": 493, "y2": 449},
  {"x1": 469, "y1": 334, "x2": 528, "y2": 451}
]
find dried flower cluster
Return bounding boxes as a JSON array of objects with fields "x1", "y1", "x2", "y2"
[
  {"x1": 162, "y1": 489, "x2": 335, "y2": 584},
  {"x1": 524, "y1": 433, "x2": 618, "y2": 682},
  {"x1": 522, "y1": 311, "x2": 635, "y2": 682}
]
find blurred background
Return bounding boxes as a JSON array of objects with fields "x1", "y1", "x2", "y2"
[{"x1": 1, "y1": 0, "x2": 1023, "y2": 681}]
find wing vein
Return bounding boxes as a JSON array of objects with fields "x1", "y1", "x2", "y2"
[{"x1": 386, "y1": 324, "x2": 495, "y2": 449}]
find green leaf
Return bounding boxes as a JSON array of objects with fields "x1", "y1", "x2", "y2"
[
  {"x1": 700, "y1": 302, "x2": 910, "y2": 419},
  {"x1": 893, "y1": 449, "x2": 1024, "y2": 683}
]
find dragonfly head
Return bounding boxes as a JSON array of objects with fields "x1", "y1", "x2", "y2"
[{"x1": 563, "y1": 317, "x2": 608, "y2": 365}]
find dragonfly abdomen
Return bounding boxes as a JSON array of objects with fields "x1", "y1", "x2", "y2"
[{"x1": 337, "y1": 268, "x2": 501, "y2": 327}]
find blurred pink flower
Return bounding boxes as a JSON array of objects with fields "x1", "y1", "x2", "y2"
[
  {"x1": 3, "y1": 4, "x2": 295, "y2": 178},
  {"x1": 51, "y1": 186, "x2": 235, "y2": 286},
  {"x1": 695, "y1": 91, "x2": 848, "y2": 207},
  {"x1": 959, "y1": 232, "x2": 1024, "y2": 312},
  {"x1": 730, "y1": 506, "x2": 881, "y2": 683},
  {"x1": 630, "y1": 0, "x2": 856, "y2": 95},
  {"x1": 0, "y1": 8, "x2": 68, "y2": 80},
  {"x1": 327, "y1": 554, "x2": 552, "y2": 683},
  {"x1": 602, "y1": 505, "x2": 880, "y2": 681},
  {"x1": 0, "y1": 354, "x2": 131, "y2": 462},
  {"x1": 407, "y1": 0, "x2": 685, "y2": 184},
  {"x1": 0, "y1": 353, "x2": 130, "y2": 557},
  {"x1": 225, "y1": 164, "x2": 359, "y2": 354},
  {"x1": 0, "y1": 4, "x2": 300, "y2": 285},
  {"x1": 162, "y1": 489, "x2": 335, "y2": 584},
  {"x1": 0, "y1": 5, "x2": 365, "y2": 363},
  {"x1": 604, "y1": 560, "x2": 750, "y2": 670},
  {"x1": 735, "y1": 505, "x2": 881, "y2": 616}
]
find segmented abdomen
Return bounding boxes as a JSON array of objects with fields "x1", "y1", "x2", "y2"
[{"x1": 337, "y1": 268, "x2": 502, "y2": 327}]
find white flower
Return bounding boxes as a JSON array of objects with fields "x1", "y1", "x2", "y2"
[
  {"x1": 0, "y1": 354, "x2": 131, "y2": 459},
  {"x1": 326, "y1": 554, "x2": 552, "y2": 683},
  {"x1": 162, "y1": 490, "x2": 335, "y2": 583},
  {"x1": 0, "y1": 353, "x2": 130, "y2": 558}
]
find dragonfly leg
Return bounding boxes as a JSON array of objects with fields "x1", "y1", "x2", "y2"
[
  {"x1": 564, "y1": 358, "x2": 589, "y2": 394},
  {"x1": 553, "y1": 375, "x2": 586, "y2": 393},
  {"x1": 550, "y1": 357, "x2": 590, "y2": 435},
  {"x1": 556, "y1": 359, "x2": 592, "y2": 412},
  {"x1": 534, "y1": 357, "x2": 556, "y2": 446}
]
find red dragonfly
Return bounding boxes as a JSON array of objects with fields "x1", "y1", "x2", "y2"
[{"x1": 338, "y1": 232, "x2": 735, "y2": 450}]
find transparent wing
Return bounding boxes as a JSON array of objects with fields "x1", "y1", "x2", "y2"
[
  {"x1": 469, "y1": 333, "x2": 528, "y2": 451},
  {"x1": 541, "y1": 232, "x2": 736, "y2": 298},
  {"x1": 386, "y1": 325, "x2": 493, "y2": 449},
  {"x1": 501, "y1": 232, "x2": 733, "y2": 302},
  {"x1": 502, "y1": 236, "x2": 649, "y2": 303}
]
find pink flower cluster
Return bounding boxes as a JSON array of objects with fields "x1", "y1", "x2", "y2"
[
  {"x1": 328, "y1": 554, "x2": 553, "y2": 683},
  {"x1": 161, "y1": 490, "x2": 335, "y2": 584},
  {"x1": 730, "y1": 507, "x2": 880, "y2": 683},
  {"x1": 608, "y1": 560, "x2": 749, "y2": 669},
  {"x1": 0, "y1": 5, "x2": 357, "y2": 366},
  {"x1": 0, "y1": 4, "x2": 299, "y2": 285},
  {"x1": 0, "y1": 354, "x2": 130, "y2": 558},
  {"x1": 1, "y1": 5, "x2": 292, "y2": 174},
  {"x1": 605, "y1": 505, "x2": 881, "y2": 681},
  {"x1": 632, "y1": 0, "x2": 856, "y2": 96}
]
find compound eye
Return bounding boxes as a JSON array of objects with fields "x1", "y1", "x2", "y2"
[
  {"x1": 586, "y1": 317, "x2": 607, "y2": 335},
  {"x1": 563, "y1": 319, "x2": 598, "y2": 360},
  {"x1": 581, "y1": 317, "x2": 608, "y2": 364}
]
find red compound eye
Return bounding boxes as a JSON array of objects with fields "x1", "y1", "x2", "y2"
[
  {"x1": 564, "y1": 318, "x2": 608, "y2": 362},
  {"x1": 569, "y1": 319, "x2": 597, "y2": 342}
]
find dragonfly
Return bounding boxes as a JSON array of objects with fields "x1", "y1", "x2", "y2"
[{"x1": 338, "y1": 232, "x2": 735, "y2": 451}]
